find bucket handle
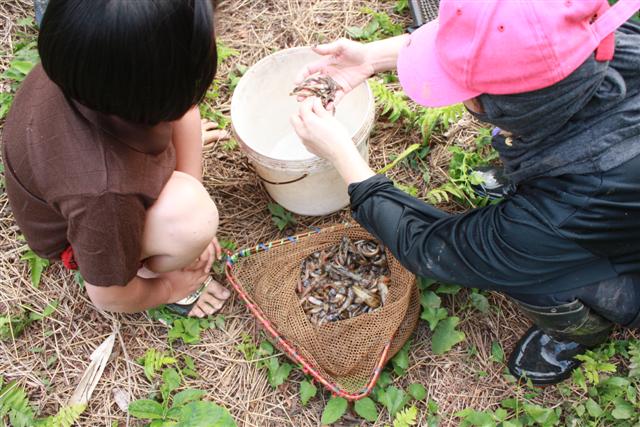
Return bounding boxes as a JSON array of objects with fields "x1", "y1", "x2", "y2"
[
  {"x1": 258, "y1": 173, "x2": 308, "y2": 185},
  {"x1": 247, "y1": 164, "x2": 309, "y2": 185}
]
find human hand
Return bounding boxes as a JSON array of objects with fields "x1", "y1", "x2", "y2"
[
  {"x1": 201, "y1": 119, "x2": 230, "y2": 150},
  {"x1": 296, "y1": 38, "x2": 375, "y2": 105},
  {"x1": 290, "y1": 97, "x2": 355, "y2": 162},
  {"x1": 184, "y1": 237, "x2": 223, "y2": 274}
]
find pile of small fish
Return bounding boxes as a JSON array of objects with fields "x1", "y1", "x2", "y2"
[
  {"x1": 290, "y1": 75, "x2": 340, "y2": 109},
  {"x1": 297, "y1": 236, "x2": 390, "y2": 326}
]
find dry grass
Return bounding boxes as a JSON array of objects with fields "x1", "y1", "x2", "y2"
[{"x1": 1, "y1": 1, "x2": 638, "y2": 426}]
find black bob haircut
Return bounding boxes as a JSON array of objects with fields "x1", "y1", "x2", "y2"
[{"x1": 39, "y1": 0, "x2": 217, "y2": 125}]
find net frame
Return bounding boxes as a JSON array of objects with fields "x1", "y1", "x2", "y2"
[{"x1": 224, "y1": 224, "x2": 418, "y2": 400}]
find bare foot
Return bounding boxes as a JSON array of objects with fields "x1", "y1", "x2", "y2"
[
  {"x1": 188, "y1": 278, "x2": 231, "y2": 318},
  {"x1": 201, "y1": 119, "x2": 230, "y2": 150}
]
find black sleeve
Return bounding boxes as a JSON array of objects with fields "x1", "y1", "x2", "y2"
[{"x1": 348, "y1": 174, "x2": 450, "y2": 277}]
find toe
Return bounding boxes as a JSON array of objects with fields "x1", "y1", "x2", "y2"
[
  {"x1": 189, "y1": 306, "x2": 206, "y2": 318},
  {"x1": 206, "y1": 280, "x2": 231, "y2": 300}
]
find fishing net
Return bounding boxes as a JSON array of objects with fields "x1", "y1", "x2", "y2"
[{"x1": 225, "y1": 224, "x2": 420, "y2": 399}]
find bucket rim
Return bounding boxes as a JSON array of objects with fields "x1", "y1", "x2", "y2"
[{"x1": 230, "y1": 46, "x2": 375, "y2": 170}]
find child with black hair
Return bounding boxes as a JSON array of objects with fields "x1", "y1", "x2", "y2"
[{"x1": 2, "y1": 0, "x2": 230, "y2": 317}]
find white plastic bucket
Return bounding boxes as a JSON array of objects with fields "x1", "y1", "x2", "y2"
[{"x1": 231, "y1": 47, "x2": 375, "y2": 216}]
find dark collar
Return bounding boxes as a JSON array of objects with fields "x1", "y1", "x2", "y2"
[{"x1": 72, "y1": 101, "x2": 172, "y2": 155}]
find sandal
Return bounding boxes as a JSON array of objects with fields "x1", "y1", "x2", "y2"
[{"x1": 165, "y1": 276, "x2": 213, "y2": 316}]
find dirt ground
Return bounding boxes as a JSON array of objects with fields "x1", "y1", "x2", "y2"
[{"x1": 1, "y1": 1, "x2": 638, "y2": 426}]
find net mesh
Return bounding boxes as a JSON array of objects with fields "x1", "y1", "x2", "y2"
[{"x1": 232, "y1": 225, "x2": 420, "y2": 393}]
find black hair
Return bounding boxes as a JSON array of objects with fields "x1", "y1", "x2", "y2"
[{"x1": 39, "y1": 0, "x2": 217, "y2": 125}]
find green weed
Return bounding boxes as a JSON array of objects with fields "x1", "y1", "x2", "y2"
[
  {"x1": 417, "y1": 277, "x2": 466, "y2": 354},
  {"x1": 346, "y1": 8, "x2": 405, "y2": 41},
  {"x1": 20, "y1": 249, "x2": 50, "y2": 288},
  {"x1": 147, "y1": 306, "x2": 225, "y2": 345},
  {"x1": 1, "y1": 29, "x2": 39, "y2": 120},
  {"x1": 0, "y1": 377, "x2": 85, "y2": 427},
  {"x1": 268, "y1": 203, "x2": 297, "y2": 231},
  {"x1": 128, "y1": 366, "x2": 236, "y2": 426},
  {"x1": 0, "y1": 301, "x2": 58, "y2": 342},
  {"x1": 427, "y1": 128, "x2": 499, "y2": 208}
]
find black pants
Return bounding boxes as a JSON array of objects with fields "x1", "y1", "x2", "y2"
[{"x1": 349, "y1": 155, "x2": 640, "y2": 326}]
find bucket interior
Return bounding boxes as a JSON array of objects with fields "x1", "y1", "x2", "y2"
[{"x1": 231, "y1": 48, "x2": 373, "y2": 162}]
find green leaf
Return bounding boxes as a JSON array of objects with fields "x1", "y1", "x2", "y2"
[
  {"x1": 392, "y1": 341, "x2": 410, "y2": 376},
  {"x1": 417, "y1": 277, "x2": 436, "y2": 290},
  {"x1": 259, "y1": 341, "x2": 274, "y2": 356},
  {"x1": 216, "y1": 42, "x2": 239, "y2": 66},
  {"x1": 168, "y1": 318, "x2": 202, "y2": 344},
  {"x1": 393, "y1": 406, "x2": 418, "y2": 427},
  {"x1": 11, "y1": 61, "x2": 35, "y2": 75},
  {"x1": 29, "y1": 301, "x2": 59, "y2": 321},
  {"x1": 377, "y1": 370, "x2": 392, "y2": 389},
  {"x1": 163, "y1": 368, "x2": 181, "y2": 394},
  {"x1": 408, "y1": 383, "x2": 427, "y2": 401},
  {"x1": 268, "y1": 362, "x2": 292, "y2": 388},
  {"x1": 214, "y1": 315, "x2": 226, "y2": 330},
  {"x1": 469, "y1": 292, "x2": 490, "y2": 313},
  {"x1": 421, "y1": 307, "x2": 449, "y2": 331},
  {"x1": 346, "y1": 26, "x2": 366, "y2": 39},
  {"x1": 175, "y1": 401, "x2": 236, "y2": 427},
  {"x1": 354, "y1": 397, "x2": 378, "y2": 422},
  {"x1": 35, "y1": 404, "x2": 86, "y2": 427},
  {"x1": 420, "y1": 291, "x2": 441, "y2": 309},
  {"x1": 20, "y1": 249, "x2": 50, "y2": 288},
  {"x1": 523, "y1": 403, "x2": 559, "y2": 425},
  {"x1": 267, "y1": 203, "x2": 285, "y2": 217},
  {"x1": 321, "y1": 397, "x2": 348, "y2": 425},
  {"x1": 172, "y1": 389, "x2": 206, "y2": 408},
  {"x1": 378, "y1": 144, "x2": 421, "y2": 174},
  {"x1": 431, "y1": 317, "x2": 466, "y2": 355},
  {"x1": 456, "y1": 408, "x2": 496, "y2": 427},
  {"x1": 299, "y1": 380, "x2": 317, "y2": 406},
  {"x1": 490, "y1": 341, "x2": 504, "y2": 363},
  {"x1": 611, "y1": 398, "x2": 634, "y2": 420},
  {"x1": 0, "y1": 380, "x2": 35, "y2": 427},
  {"x1": 128, "y1": 399, "x2": 165, "y2": 420},
  {"x1": 435, "y1": 283, "x2": 461, "y2": 295},
  {"x1": 379, "y1": 386, "x2": 410, "y2": 417}
]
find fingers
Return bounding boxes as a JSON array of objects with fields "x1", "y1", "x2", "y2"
[
  {"x1": 202, "y1": 129, "x2": 230, "y2": 146},
  {"x1": 295, "y1": 61, "x2": 329, "y2": 84},
  {"x1": 311, "y1": 97, "x2": 331, "y2": 118},
  {"x1": 299, "y1": 97, "x2": 316, "y2": 121},
  {"x1": 311, "y1": 39, "x2": 346, "y2": 56},
  {"x1": 201, "y1": 119, "x2": 219, "y2": 129},
  {"x1": 211, "y1": 237, "x2": 222, "y2": 260},
  {"x1": 185, "y1": 256, "x2": 207, "y2": 272},
  {"x1": 290, "y1": 114, "x2": 305, "y2": 138},
  {"x1": 203, "y1": 243, "x2": 215, "y2": 273}
]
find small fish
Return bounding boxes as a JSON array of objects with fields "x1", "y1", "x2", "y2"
[
  {"x1": 290, "y1": 75, "x2": 340, "y2": 109},
  {"x1": 297, "y1": 236, "x2": 390, "y2": 325}
]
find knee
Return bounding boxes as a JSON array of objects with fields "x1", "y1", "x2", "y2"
[{"x1": 152, "y1": 172, "x2": 219, "y2": 247}]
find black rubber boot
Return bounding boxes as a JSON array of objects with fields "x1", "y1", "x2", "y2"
[{"x1": 508, "y1": 299, "x2": 612, "y2": 386}]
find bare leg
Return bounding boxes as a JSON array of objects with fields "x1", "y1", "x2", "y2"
[{"x1": 141, "y1": 171, "x2": 230, "y2": 316}]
